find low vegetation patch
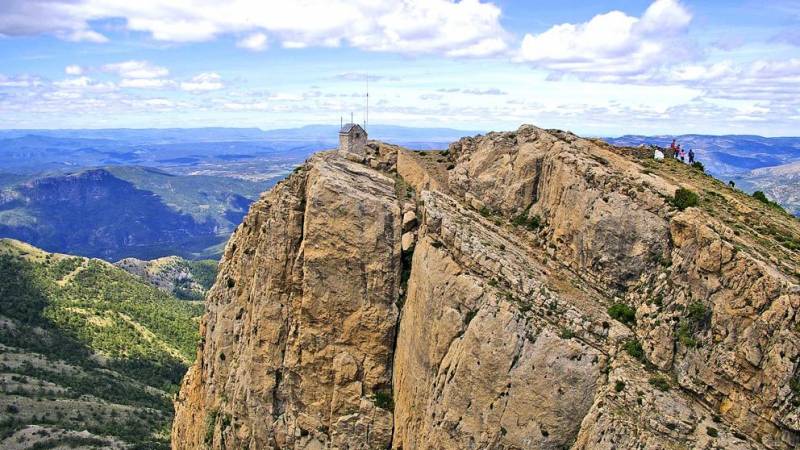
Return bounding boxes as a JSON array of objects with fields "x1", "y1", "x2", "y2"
[
  {"x1": 671, "y1": 187, "x2": 699, "y2": 211},
  {"x1": 649, "y1": 376, "x2": 671, "y2": 391},
  {"x1": 752, "y1": 191, "x2": 786, "y2": 212},
  {"x1": 624, "y1": 339, "x2": 645, "y2": 360},
  {"x1": 676, "y1": 301, "x2": 710, "y2": 349},
  {"x1": 512, "y1": 209, "x2": 542, "y2": 231},
  {"x1": 789, "y1": 376, "x2": 800, "y2": 407},
  {"x1": 608, "y1": 303, "x2": 636, "y2": 326},
  {"x1": 0, "y1": 241, "x2": 203, "y2": 448},
  {"x1": 204, "y1": 408, "x2": 219, "y2": 445},
  {"x1": 677, "y1": 322, "x2": 698, "y2": 348}
]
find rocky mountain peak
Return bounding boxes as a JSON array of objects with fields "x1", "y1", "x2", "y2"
[{"x1": 172, "y1": 125, "x2": 800, "y2": 449}]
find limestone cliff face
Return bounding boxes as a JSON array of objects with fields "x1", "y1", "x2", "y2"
[
  {"x1": 173, "y1": 153, "x2": 400, "y2": 449},
  {"x1": 173, "y1": 126, "x2": 800, "y2": 449}
]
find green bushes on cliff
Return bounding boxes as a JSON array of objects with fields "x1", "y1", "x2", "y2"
[
  {"x1": 608, "y1": 303, "x2": 636, "y2": 326},
  {"x1": 671, "y1": 188, "x2": 699, "y2": 211},
  {"x1": 752, "y1": 191, "x2": 786, "y2": 212},
  {"x1": 512, "y1": 212, "x2": 542, "y2": 231}
]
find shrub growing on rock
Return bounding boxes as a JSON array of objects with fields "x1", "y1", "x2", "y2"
[
  {"x1": 649, "y1": 376, "x2": 671, "y2": 391},
  {"x1": 672, "y1": 188, "x2": 699, "y2": 211},
  {"x1": 512, "y1": 212, "x2": 542, "y2": 231},
  {"x1": 624, "y1": 339, "x2": 645, "y2": 360},
  {"x1": 608, "y1": 303, "x2": 636, "y2": 326},
  {"x1": 753, "y1": 191, "x2": 769, "y2": 204},
  {"x1": 752, "y1": 191, "x2": 786, "y2": 212}
]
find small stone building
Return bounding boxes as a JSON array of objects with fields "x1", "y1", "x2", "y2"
[{"x1": 339, "y1": 123, "x2": 367, "y2": 156}]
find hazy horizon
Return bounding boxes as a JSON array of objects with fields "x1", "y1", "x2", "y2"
[
  {"x1": 0, "y1": 123, "x2": 799, "y2": 140},
  {"x1": 1, "y1": 1, "x2": 799, "y2": 137}
]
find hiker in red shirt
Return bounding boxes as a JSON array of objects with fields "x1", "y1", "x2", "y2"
[{"x1": 670, "y1": 139, "x2": 677, "y2": 158}]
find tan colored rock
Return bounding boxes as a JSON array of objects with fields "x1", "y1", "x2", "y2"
[
  {"x1": 401, "y1": 231, "x2": 415, "y2": 252},
  {"x1": 397, "y1": 148, "x2": 446, "y2": 192},
  {"x1": 172, "y1": 152, "x2": 401, "y2": 449},
  {"x1": 574, "y1": 355, "x2": 762, "y2": 450},
  {"x1": 392, "y1": 188, "x2": 610, "y2": 449},
  {"x1": 174, "y1": 124, "x2": 800, "y2": 450},
  {"x1": 402, "y1": 210, "x2": 417, "y2": 232},
  {"x1": 447, "y1": 125, "x2": 671, "y2": 292}
]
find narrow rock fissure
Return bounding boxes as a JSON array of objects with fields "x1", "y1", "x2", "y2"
[{"x1": 386, "y1": 184, "x2": 417, "y2": 448}]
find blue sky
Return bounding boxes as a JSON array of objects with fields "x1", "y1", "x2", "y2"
[{"x1": 1, "y1": 0, "x2": 799, "y2": 136}]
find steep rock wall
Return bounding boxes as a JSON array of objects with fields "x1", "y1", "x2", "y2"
[
  {"x1": 447, "y1": 126, "x2": 671, "y2": 291},
  {"x1": 172, "y1": 153, "x2": 401, "y2": 449},
  {"x1": 174, "y1": 125, "x2": 800, "y2": 450}
]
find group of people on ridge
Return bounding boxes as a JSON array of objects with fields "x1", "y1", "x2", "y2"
[{"x1": 669, "y1": 139, "x2": 695, "y2": 164}]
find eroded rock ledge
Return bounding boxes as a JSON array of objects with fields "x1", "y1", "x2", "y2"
[{"x1": 173, "y1": 125, "x2": 800, "y2": 450}]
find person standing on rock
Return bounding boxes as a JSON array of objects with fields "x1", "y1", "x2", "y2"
[
  {"x1": 670, "y1": 139, "x2": 677, "y2": 158},
  {"x1": 688, "y1": 149, "x2": 695, "y2": 164}
]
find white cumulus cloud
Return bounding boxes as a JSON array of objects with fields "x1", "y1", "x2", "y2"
[
  {"x1": 237, "y1": 32, "x2": 268, "y2": 51},
  {"x1": 517, "y1": 0, "x2": 692, "y2": 78},
  {"x1": 64, "y1": 65, "x2": 84, "y2": 75},
  {"x1": 0, "y1": 0, "x2": 508, "y2": 57},
  {"x1": 52, "y1": 76, "x2": 116, "y2": 92},
  {"x1": 101, "y1": 60, "x2": 169, "y2": 79},
  {"x1": 119, "y1": 78, "x2": 175, "y2": 89},
  {"x1": 0, "y1": 74, "x2": 42, "y2": 87},
  {"x1": 181, "y1": 72, "x2": 224, "y2": 92}
]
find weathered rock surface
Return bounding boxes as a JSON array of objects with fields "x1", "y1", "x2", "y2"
[
  {"x1": 115, "y1": 255, "x2": 214, "y2": 299},
  {"x1": 174, "y1": 125, "x2": 800, "y2": 450},
  {"x1": 172, "y1": 152, "x2": 400, "y2": 449}
]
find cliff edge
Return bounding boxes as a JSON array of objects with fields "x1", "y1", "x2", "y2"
[{"x1": 173, "y1": 125, "x2": 800, "y2": 449}]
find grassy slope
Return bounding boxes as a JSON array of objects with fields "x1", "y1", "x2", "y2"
[
  {"x1": 116, "y1": 255, "x2": 218, "y2": 301},
  {"x1": 0, "y1": 239, "x2": 202, "y2": 449}
]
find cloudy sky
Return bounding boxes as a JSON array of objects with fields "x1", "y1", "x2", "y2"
[{"x1": 1, "y1": 0, "x2": 799, "y2": 136}]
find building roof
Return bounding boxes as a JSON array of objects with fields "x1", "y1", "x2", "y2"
[{"x1": 339, "y1": 123, "x2": 365, "y2": 134}]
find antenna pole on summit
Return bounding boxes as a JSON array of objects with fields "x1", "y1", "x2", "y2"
[
  {"x1": 340, "y1": 116, "x2": 342, "y2": 129},
  {"x1": 366, "y1": 73, "x2": 369, "y2": 132},
  {"x1": 351, "y1": 112, "x2": 353, "y2": 125}
]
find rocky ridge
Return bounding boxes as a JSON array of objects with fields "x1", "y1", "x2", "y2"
[
  {"x1": 172, "y1": 125, "x2": 800, "y2": 449},
  {"x1": 115, "y1": 256, "x2": 217, "y2": 300}
]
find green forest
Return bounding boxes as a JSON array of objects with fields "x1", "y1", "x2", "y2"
[{"x1": 0, "y1": 239, "x2": 203, "y2": 449}]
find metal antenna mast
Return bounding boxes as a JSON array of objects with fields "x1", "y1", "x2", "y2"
[{"x1": 365, "y1": 73, "x2": 369, "y2": 132}]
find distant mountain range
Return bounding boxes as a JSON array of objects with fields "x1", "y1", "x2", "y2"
[
  {"x1": 0, "y1": 125, "x2": 479, "y2": 144},
  {"x1": 0, "y1": 125, "x2": 481, "y2": 261},
  {"x1": 0, "y1": 167, "x2": 269, "y2": 261},
  {"x1": 2, "y1": 126, "x2": 800, "y2": 262},
  {"x1": 0, "y1": 125, "x2": 478, "y2": 174}
]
